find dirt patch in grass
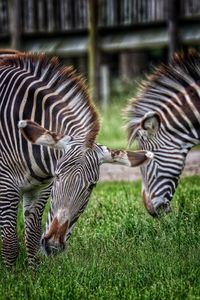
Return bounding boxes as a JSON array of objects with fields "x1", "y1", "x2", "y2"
[{"x1": 100, "y1": 150, "x2": 200, "y2": 181}]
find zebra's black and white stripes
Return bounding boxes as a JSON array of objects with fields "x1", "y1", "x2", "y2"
[
  {"x1": 126, "y1": 50, "x2": 200, "y2": 216},
  {"x1": 0, "y1": 51, "x2": 152, "y2": 266}
]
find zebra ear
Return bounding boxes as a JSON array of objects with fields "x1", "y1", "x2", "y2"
[
  {"x1": 18, "y1": 120, "x2": 73, "y2": 149},
  {"x1": 141, "y1": 112, "x2": 160, "y2": 135},
  {"x1": 97, "y1": 146, "x2": 153, "y2": 167}
]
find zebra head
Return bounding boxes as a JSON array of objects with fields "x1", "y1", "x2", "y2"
[
  {"x1": 19, "y1": 120, "x2": 153, "y2": 255},
  {"x1": 126, "y1": 51, "x2": 200, "y2": 217},
  {"x1": 133, "y1": 112, "x2": 188, "y2": 216},
  {"x1": 129, "y1": 111, "x2": 189, "y2": 217}
]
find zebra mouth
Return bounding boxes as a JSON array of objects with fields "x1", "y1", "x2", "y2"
[
  {"x1": 40, "y1": 236, "x2": 66, "y2": 256},
  {"x1": 152, "y1": 197, "x2": 172, "y2": 216},
  {"x1": 142, "y1": 190, "x2": 172, "y2": 217}
]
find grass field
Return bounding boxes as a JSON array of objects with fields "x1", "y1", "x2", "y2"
[
  {"x1": 97, "y1": 81, "x2": 138, "y2": 149},
  {"x1": 1, "y1": 177, "x2": 200, "y2": 299},
  {"x1": 1, "y1": 83, "x2": 200, "y2": 299}
]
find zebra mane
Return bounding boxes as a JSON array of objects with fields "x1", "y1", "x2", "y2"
[
  {"x1": 0, "y1": 48, "x2": 21, "y2": 59},
  {"x1": 0, "y1": 52, "x2": 100, "y2": 148},
  {"x1": 125, "y1": 49, "x2": 200, "y2": 145}
]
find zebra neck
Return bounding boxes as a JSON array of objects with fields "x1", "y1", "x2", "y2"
[{"x1": 127, "y1": 51, "x2": 200, "y2": 149}]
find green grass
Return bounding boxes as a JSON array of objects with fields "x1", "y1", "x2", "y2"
[
  {"x1": 97, "y1": 80, "x2": 138, "y2": 149},
  {"x1": 1, "y1": 177, "x2": 200, "y2": 299},
  {"x1": 97, "y1": 101, "x2": 127, "y2": 149}
]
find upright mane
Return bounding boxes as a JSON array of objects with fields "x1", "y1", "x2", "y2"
[
  {"x1": 125, "y1": 50, "x2": 200, "y2": 145},
  {"x1": 0, "y1": 52, "x2": 100, "y2": 148}
]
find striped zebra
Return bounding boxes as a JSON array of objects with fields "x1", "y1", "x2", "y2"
[
  {"x1": 126, "y1": 50, "x2": 200, "y2": 217},
  {"x1": 0, "y1": 51, "x2": 153, "y2": 266},
  {"x1": 0, "y1": 49, "x2": 21, "y2": 60}
]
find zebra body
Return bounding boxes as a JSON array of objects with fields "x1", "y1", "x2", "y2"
[
  {"x1": 0, "y1": 51, "x2": 152, "y2": 266},
  {"x1": 126, "y1": 50, "x2": 200, "y2": 216}
]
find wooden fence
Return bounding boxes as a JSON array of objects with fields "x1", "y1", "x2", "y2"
[{"x1": 0, "y1": 0, "x2": 200, "y2": 35}]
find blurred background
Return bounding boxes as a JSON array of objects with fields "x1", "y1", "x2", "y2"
[{"x1": 0, "y1": 0, "x2": 200, "y2": 147}]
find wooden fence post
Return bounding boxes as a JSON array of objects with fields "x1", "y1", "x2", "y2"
[
  {"x1": 100, "y1": 64, "x2": 109, "y2": 110},
  {"x1": 9, "y1": 0, "x2": 22, "y2": 50},
  {"x1": 168, "y1": 0, "x2": 180, "y2": 61},
  {"x1": 87, "y1": 0, "x2": 101, "y2": 103}
]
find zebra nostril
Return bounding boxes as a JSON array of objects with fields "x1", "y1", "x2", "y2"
[
  {"x1": 152, "y1": 201, "x2": 172, "y2": 217},
  {"x1": 49, "y1": 241, "x2": 66, "y2": 256},
  {"x1": 41, "y1": 237, "x2": 66, "y2": 256},
  {"x1": 163, "y1": 202, "x2": 172, "y2": 214}
]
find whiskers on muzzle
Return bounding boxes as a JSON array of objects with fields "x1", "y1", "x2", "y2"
[
  {"x1": 40, "y1": 216, "x2": 69, "y2": 256},
  {"x1": 142, "y1": 190, "x2": 172, "y2": 217},
  {"x1": 40, "y1": 236, "x2": 66, "y2": 256}
]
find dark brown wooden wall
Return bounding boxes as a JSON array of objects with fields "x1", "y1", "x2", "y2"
[{"x1": 0, "y1": 0, "x2": 200, "y2": 36}]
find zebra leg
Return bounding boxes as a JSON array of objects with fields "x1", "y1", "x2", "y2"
[
  {"x1": 0, "y1": 185, "x2": 20, "y2": 267},
  {"x1": 23, "y1": 184, "x2": 51, "y2": 266}
]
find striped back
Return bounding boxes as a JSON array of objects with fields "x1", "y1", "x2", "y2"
[
  {"x1": 0, "y1": 52, "x2": 99, "y2": 141},
  {"x1": 0, "y1": 52, "x2": 99, "y2": 178},
  {"x1": 126, "y1": 50, "x2": 200, "y2": 216}
]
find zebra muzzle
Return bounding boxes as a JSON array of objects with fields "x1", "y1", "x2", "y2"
[
  {"x1": 142, "y1": 191, "x2": 172, "y2": 217},
  {"x1": 41, "y1": 217, "x2": 69, "y2": 256},
  {"x1": 152, "y1": 197, "x2": 172, "y2": 216},
  {"x1": 142, "y1": 190, "x2": 158, "y2": 217},
  {"x1": 41, "y1": 236, "x2": 66, "y2": 256}
]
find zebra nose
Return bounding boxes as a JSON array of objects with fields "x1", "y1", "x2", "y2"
[
  {"x1": 162, "y1": 201, "x2": 172, "y2": 214},
  {"x1": 152, "y1": 197, "x2": 172, "y2": 216},
  {"x1": 41, "y1": 236, "x2": 66, "y2": 256}
]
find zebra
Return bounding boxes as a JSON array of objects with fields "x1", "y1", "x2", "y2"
[
  {"x1": 125, "y1": 50, "x2": 200, "y2": 217},
  {"x1": 0, "y1": 49, "x2": 21, "y2": 61},
  {"x1": 0, "y1": 51, "x2": 153, "y2": 266}
]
